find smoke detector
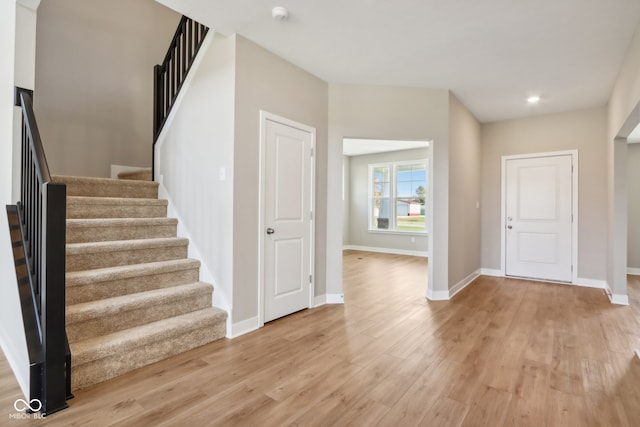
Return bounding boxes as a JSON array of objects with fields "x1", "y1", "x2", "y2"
[{"x1": 272, "y1": 6, "x2": 289, "y2": 21}]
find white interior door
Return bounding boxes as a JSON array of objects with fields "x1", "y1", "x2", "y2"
[
  {"x1": 505, "y1": 154, "x2": 573, "y2": 282},
  {"x1": 263, "y1": 116, "x2": 313, "y2": 323}
]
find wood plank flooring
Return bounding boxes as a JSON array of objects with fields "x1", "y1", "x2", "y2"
[{"x1": 1, "y1": 250, "x2": 640, "y2": 426}]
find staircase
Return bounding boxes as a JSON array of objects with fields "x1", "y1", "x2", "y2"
[{"x1": 54, "y1": 175, "x2": 227, "y2": 390}]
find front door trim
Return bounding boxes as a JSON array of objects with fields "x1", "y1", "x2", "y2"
[
  {"x1": 258, "y1": 111, "x2": 316, "y2": 327},
  {"x1": 500, "y1": 150, "x2": 578, "y2": 283}
]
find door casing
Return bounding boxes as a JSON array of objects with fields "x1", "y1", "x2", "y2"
[
  {"x1": 258, "y1": 111, "x2": 316, "y2": 327},
  {"x1": 500, "y1": 150, "x2": 578, "y2": 283}
]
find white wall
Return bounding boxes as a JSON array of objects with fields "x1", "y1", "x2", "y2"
[
  {"x1": 156, "y1": 33, "x2": 236, "y2": 329},
  {"x1": 0, "y1": 0, "x2": 39, "y2": 400},
  {"x1": 628, "y1": 143, "x2": 640, "y2": 270},
  {"x1": 346, "y1": 148, "x2": 429, "y2": 255},
  {"x1": 34, "y1": 0, "x2": 179, "y2": 178},
  {"x1": 481, "y1": 107, "x2": 608, "y2": 283}
]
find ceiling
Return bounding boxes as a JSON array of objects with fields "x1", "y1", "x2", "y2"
[{"x1": 157, "y1": 0, "x2": 640, "y2": 123}]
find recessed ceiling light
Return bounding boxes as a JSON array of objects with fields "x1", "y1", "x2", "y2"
[{"x1": 527, "y1": 96, "x2": 541, "y2": 104}]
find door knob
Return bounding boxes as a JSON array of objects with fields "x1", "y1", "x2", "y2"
[
  {"x1": 266, "y1": 227, "x2": 275, "y2": 235},
  {"x1": 507, "y1": 225, "x2": 513, "y2": 229}
]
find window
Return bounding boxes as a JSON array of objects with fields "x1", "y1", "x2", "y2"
[{"x1": 370, "y1": 160, "x2": 427, "y2": 233}]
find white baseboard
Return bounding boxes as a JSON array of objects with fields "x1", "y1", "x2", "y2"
[
  {"x1": 313, "y1": 295, "x2": 326, "y2": 307},
  {"x1": 605, "y1": 285, "x2": 630, "y2": 306},
  {"x1": 313, "y1": 293, "x2": 344, "y2": 306},
  {"x1": 426, "y1": 288, "x2": 450, "y2": 301},
  {"x1": 480, "y1": 268, "x2": 503, "y2": 277},
  {"x1": 450, "y1": 270, "x2": 481, "y2": 298},
  {"x1": 343, "y1": 245, "x2": 428, "y2": 258},
  {"x1": 230, "y1": 316, "x2": 260, "y2": 338},
  {"x1": 575, "y1": 278, "x2": 607, "y2": 289},
  {"x1": 628, "y1": 268, "x2": 640, "y2": 276},
  {"x1": 326, "y1": 294, "x2": 345, "y2": 304}
]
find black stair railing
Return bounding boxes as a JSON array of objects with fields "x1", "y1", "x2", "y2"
[
  {"x1": 152, "y1": 15, "x2": 209, "y2": 178},
  {"x1": 6, "y1": 87, "x2": 70, "y2": 415}
]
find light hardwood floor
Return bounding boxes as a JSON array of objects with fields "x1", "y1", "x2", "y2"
[{"x1": 1, "y1": 250, "x2": 640, "y2": 426}]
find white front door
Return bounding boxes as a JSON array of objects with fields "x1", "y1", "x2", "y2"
[
  {"x1": 262, "y1": 115, "x2": 314, "y2": 323},
  {"x1": 505, "y1": 154, "x2": 573, "y2": 282}
]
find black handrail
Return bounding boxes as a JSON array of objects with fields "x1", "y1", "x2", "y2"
[
  {"x1": 8, "y1": 87, "x2": 69, "y2": 415},
  {"x1": 152, "y1": 15, "x2": 209, "y2": 178}
]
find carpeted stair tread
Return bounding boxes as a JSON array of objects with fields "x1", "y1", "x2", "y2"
[
  {"x1": 117, "y1": 168, "x2": 152, "y2": 181},
  {"x1": 67, "y1": 196, "x2": 168, "y2": 219},
  {"x1": 67, "y1": 217, "x2": 178, "y2": 243},
  {"x1": 67, "y1": 282, "x2": 214, "y2": 342},
  {"x1": 71, "y1": 307, "x2": 227, "y2": 367},
  {"x1": 53, "y1": 175, "x2": 158, "y2": 199},
  {"x1": 66, "y1": 237, "x2": 189, "y2": 271},
  {"x1": 67, "y1": 258, "x2": 200, "y2": 287},
  {"x1": 66, "y1": 259, "x2": 201, "y2": 304}
]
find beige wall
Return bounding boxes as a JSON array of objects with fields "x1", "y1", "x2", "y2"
[
  {"x1": 234, "y1": 36, "x2": 328, "y2": 322},
  {"x1": 481, "y1": 107, "x2": 608, "y2": 281},
  {"x1": 607, "y1": 24, "x2": 640, "y2": 297},
  {"x1": 327, "y1": 85, "x2": 451, "y2": 297},
  {"x1": 449, "y1": 94, "x2": 482, "y2": 286},
  {"x1": 628, "y1": 143, "x2": 640, "y2": 270},
  {"x1": 34, "y1": 0, "x2": 179, "y2": 177},
  {"x1": 347, "y1": 147, "x2": 429, "y2": 253}
]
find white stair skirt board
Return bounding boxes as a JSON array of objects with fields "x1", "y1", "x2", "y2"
[{"x1": 343, "y1": 245, "x2": 428, "y2": 258}]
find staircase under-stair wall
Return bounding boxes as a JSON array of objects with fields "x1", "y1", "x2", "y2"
[{"x1": 54, "y1": 174, "x2": 227, "y2": 390}]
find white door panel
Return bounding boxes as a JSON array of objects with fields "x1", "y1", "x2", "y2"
[
  {"x1": 263, "y1": 117, "x2": 313, "y2": 322},
  {"x1": 505, "y1": 155, "x2": 573, "y2": 282}
]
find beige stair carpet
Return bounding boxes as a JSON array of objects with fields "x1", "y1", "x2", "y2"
[
  {"x1": 54, "y1": 175, "x2": 227, "y2": 391},
  {"x1": 117, "y1": 168, "x2": 152, "y2": 181}
]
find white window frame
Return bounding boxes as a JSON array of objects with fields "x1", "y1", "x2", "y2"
[{"x1": 368, "y1": 159, "x2": 428, "y2": 234}]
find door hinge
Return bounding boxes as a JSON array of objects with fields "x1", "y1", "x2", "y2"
[{"x1": 309, "y1": 274, "x2": 313, "y2": 283}]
